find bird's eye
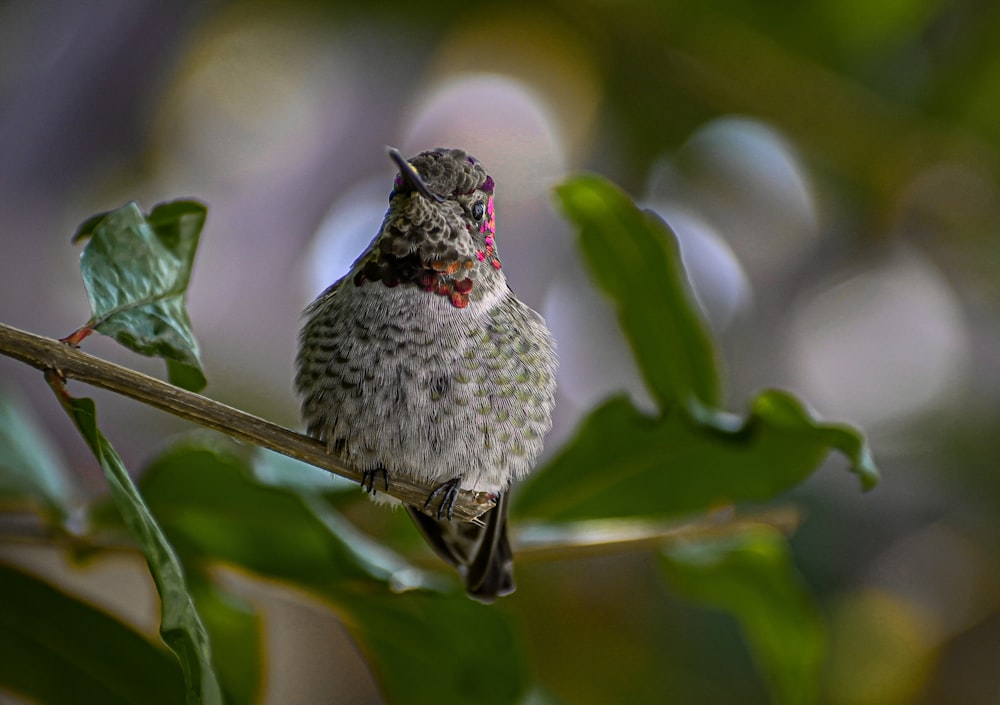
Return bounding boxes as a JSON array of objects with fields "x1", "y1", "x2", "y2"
[{"x1": 471, "y1": 200, "x2": 486, "y2": 221}]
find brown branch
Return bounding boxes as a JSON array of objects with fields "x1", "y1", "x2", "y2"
[{"x1": 0, "y1": 321, "x2": 495, "y2": 522}]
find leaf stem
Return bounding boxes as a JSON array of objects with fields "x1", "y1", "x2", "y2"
[
  {"x1": 59, "y1": 324, "x2": 94, "y2": 347},
  {"x1": 0, "y1": 321, "x2": 495, "y2": 522}
]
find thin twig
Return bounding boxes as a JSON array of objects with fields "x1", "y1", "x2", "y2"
[
  {"x1": 0, "y1": 321, "x2": 495, "y2": 522},
  {"x1": 511, "y1": 506, "x2": 803, "y2": 562},
  {"x1": 0, "y1": 505, "x2": 802, "y2": 564}
]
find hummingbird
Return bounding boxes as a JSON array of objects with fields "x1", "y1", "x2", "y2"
[{"x1": 295, "y1": 147, "x2": 557, "y2": 601}]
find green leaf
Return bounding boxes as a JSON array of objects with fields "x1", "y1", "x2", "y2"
[
  {"x1": 514, "y1": 390, "x2": 878, "y2": 522},
  {"x1": 660, "y1": 528, "x2": 826, "y2": 705},
  {"x1": 127, "y1": 442, "x2": 411, "y2": 589},
  {"x1": 76, "y1": 199, "x2": 207, "y2": 391},
  {"x1": 0, "y1": 389, "x2": 74, "y2": 523},
  {"x1": 538, "y1": 174, "x2": 877, "y2": 520},
  {"x1": 59, "y1": 395, "x2": 222, "y2": 704},
  {"x1": 0, "y1": 561, "x2": 184, "y2": 705},
  {"x1": 340, "y1": 589, "x2": 531, "y2": 705},
  {"x1": 119, "y1": 439, "x2": 532, "y2": 705},
  {"x1": 187, "y1": 574, "x2": 262, "y2": 705},
  {"x1": 554, "y1": 175, "x2": 720, "y2": 409}
]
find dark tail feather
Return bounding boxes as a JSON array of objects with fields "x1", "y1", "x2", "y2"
[{"x1": 406, "y1": 492, "x2": 515, "y2": 603}]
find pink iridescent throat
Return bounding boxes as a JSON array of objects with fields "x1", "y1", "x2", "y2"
[{"x1": 475, "y1": 196, "x2": 501, "y2": 271}]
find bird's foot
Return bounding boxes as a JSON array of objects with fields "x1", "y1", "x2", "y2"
[
  {"x1": 361, "y1": 466, "x2": 390, "y2": 495},
  {"x1": 423, "y1": 478, "x2": 462, "y2": 521}
]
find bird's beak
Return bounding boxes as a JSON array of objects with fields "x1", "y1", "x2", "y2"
[{"x1": 388, "y1": 147, "x2": 445, "y2": 203}]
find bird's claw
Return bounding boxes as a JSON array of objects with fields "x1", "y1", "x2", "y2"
[
  {"x1": 361, "y1": 466, "x2": 389, "y2": 495},
  {"x1": 423, "y1": 478, "x2": 462, "y2": 521}
]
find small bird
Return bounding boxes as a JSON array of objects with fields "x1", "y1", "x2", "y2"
[{"x1": 296, "y1": 147, "x2": 557, "y2": 601}]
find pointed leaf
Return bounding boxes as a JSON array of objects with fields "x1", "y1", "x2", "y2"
[
  {"x1": 76, "y1": 199, "x2": 207, "y2": 391},
  {"x1": 0, "y1": 562, "x2": 184, "y2": 705},
  {"x1": 555, "y1": 175, "x2": 720, "y2": 409},
  {"x1": 514, "y1": 390, "x2": 878, "y2": 522},
  {"x1": 60, "y1": 395, "x2": 222, "y2": 704},
  {"x1": 0, "y1": 390, "x2": 74, "y2": 522},
  {"x1": 660, "y1": 528, "x2": 826, "y2": 705}
]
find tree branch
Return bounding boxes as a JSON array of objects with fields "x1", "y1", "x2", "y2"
[{"x1": 0, "y1": 321, "x2": 495, "y2": 522}]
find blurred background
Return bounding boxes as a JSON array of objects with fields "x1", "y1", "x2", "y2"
[{"x1": 2, "y1": 0, "x2": 1000, "y2": 703}]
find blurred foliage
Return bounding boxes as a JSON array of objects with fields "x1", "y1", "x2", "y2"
[
  {"x1": 304, "y1": 0, "x2": 1000, "y2": 199},
  {"x1": 661, "y1": 528, "x2": 826, "y2": 705},
  {"x1": 0, "y1": 391, "x2": 73, "y2": 524},
  {"x1": 0, "y1": 562, "x2": 185, "y2": 705}
]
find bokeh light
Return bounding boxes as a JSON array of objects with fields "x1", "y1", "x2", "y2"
[
  {"x1": 788, "y1": 246, "x2": 970, "y2": 433},
  {"x1": 649, "y1": 117, "x2": 819, "y2": 282}
]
